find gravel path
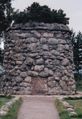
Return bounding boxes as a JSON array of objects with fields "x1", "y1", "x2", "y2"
[{"x1": 18, "y1": 95, "x2": 59, "y2": 119}]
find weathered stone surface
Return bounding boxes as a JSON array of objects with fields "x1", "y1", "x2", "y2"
[
  {"x1": 16, "y1": 61, "x2": 22, "y2": 65},
  {"x1": 20, "y1": 72, "x2": 27, "y2": 78},
  {"x1": 47, "y1": 81, "x2": 57, "y2": 88},
  {"x1": 39, "y1": 71, "x2": 49, "y2": 78},
  {"x1": 25, "y1": 57, "x2": 34, "y2": 66},
  {"x1": 42, "y1": 33, "x2": 54, "y2": 38},
  {"x1": 2, "y1": 22, "x2": 75, "y2": 95},
  {"x1": 62, "y1": 58, "x2": 69, "y2": 66},
  {"x1": 40, "y1": 38, "x2": 47, "y2": 44},
  {"x1": 16, "y1": 76, "x2": 23, "y2": 82},
  {"x1": 28, "y1": 71, "x2": 38, "y2": 77},
  {"x1": 36, "y1": 58, "x2": 44, "y2": 65},
  {"x1": 48, "y1": 38, "x2": 58, "y2": 45},
  {"x1": 34, "y1": 65, "x2": 44, "y2": 72},
  {"x1": 24, "y1": 76, "x2": 31, "y2": 83},
  {"x1": 42, "y1": 45, "x2": 49, "y2": 50}
]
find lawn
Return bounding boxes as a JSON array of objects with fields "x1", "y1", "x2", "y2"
[
  {"x1": 55, "y1": 97, "x2": 82, "y2": 119},
  {"x1": 0, "y1": 96, "x2": 11, "y2": 108},
  {"x1": 65, "y1": 97, "x2": 82, "y2": 119},
  {"x1": 0, "y1": 98, "x2": 22, "y2": 119},
  {"x1": 55, "y1": 99, "x2": 70, "y2": 119}
]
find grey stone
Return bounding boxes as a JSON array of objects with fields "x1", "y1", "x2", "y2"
[
  {"x1": 31, "y1": 31, "x2": 41, "y2": 38},
  {"x1": 25, "y1": 57, "x2": 34, "y2": 66},
  {"x1": 36, "y1": 58, "x2": 44, "y2": 65},
  {"x1": 44, "y1": 68, "x2": 54, "y2": 76},
  {"x1": 28, "y1": 71, "x2": 38, "y2": 77},
  {"x1": 34, "y1": 65, "x2": 44, "y2": 72},
  {"x1": 42, "y1": 45, "x2": 48, "y2": 50},
  {"x1": 20, "y1": 72, "x2": 27, "y2": 78},
  {"x1": 60, "y1": 80, "x2": 67, "y2": 90},
  {"x1": 16, "y1": 61, "x2": 22, "y2": 65},
  {"x1": 42, "y1": 33, "x2": 54, "y2": 37},
  {"x1": 28, "y1": 53, "x2": 38, "y2": 58},
  {"x1": 16, "y1": 76, "x2": 23, "y2": 82},
  {"x1": 40, "y1": 38, "x2": 47, "y2": 44},
  {"x1": 62, "y1": 58, "x2": 69, "y2": 66},
  {"x1": 65, "y1": 44, "x2": 69, "y2": 50},
  {"x1": 39, "y1": 71, "x2": 49, "y2": 78},
  {"x1": 47, "y1": 81, "x2": 57, "y2": 88},
  {"x1": 48, "y1": 38, "x2": 58, "y2": 45},
  {"x1": 16, "y1": 33, "x2": 28, "y2": 38},
  {"x1": 24, "y1": 76, "x2": 31, "y2": 83},
  {"x1": 69, "y1": 112, "x2": 77, "y2": 117}
]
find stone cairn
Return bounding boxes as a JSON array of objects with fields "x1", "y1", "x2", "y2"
[{"x1": 1, "y1": 22, "x2": 76, "y2": 95}]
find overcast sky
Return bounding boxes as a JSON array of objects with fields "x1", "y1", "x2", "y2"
[{"x1": 12, "y1": 0, "x2": 82, "y2": 33}]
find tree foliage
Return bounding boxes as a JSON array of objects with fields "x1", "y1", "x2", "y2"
[
  {"x1": 13, "y1": 2, "x2": 69, "y2": 25},
  {"x1": 72, "y1": 32, "x2": 82, "y2": 73},
  {"x1": 0, "y1": 0, "x2": 13, "y2": 32}
]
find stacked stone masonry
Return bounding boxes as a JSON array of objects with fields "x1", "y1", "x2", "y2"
[{"x1": 2, "y1": 22, "x2": 76, "y2": 95}]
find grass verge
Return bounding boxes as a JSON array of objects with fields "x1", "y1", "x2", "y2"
[
  {"x1": 55, "y1": 99, "x2": 70, "y2": 119},
  {"x1": 0, "y1": 98, "x2": 22, "y2": 119},
  {"x1": 0, "y1": 95, "x2": 12, "y2": 108},
  {"x1": 65, "y1": 97, "x2": 82, "y2": 119}
]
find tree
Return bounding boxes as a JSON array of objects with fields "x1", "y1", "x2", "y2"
[
  {"x1": 72, "y1": 32, "x2": 82, "y2": 90},
  {"x1": 13, "y1": 2, "x2": 69, "y2": 25},
  {"x1": 0, "y1": 0, "x2": 13, "y2": 32},
  {"x1": 72, "y1": 32, "x2": 82, "y2": 72}
]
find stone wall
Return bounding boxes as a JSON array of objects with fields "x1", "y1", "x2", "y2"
[{"x1": 2, "y1": 23, "x2": 75, "y2": 95}]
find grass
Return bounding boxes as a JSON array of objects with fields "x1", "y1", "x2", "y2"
[
  {"x1": 0, "y1": 95, "x2": 12, "y2": 108},
  {"x1": 55, "y1": 99, "x2": 70, "y2": 119},
  {"x1": 66, "y1": 97, "x2": 82, "y2": 119},
  {"x1": 0, "y1": 98, "x2": 22, "y2": 119},
  {"x1": 55, "y1": 97, "x2": 82, "y2": 119}
]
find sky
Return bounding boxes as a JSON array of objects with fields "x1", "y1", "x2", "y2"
[{"x1": 12, "y1": 0, "x2": 82, "y2": 33}]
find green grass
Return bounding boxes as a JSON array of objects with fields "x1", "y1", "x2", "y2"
[
  {"x1": 55, "y1": 97, "x2": 82, "y2": 119},
  {"x1": 55, "y1": 99, "x2": 70, "y2": 119},
  {"x1": 0, "y1": 96, "x2": 12, "y2": 108},
  {"x1": 66, "y1": 97, "x2": 82, "y2": 119},
  {"x1": 0, "y1": 98, "x2": 22, "y2": 119}
]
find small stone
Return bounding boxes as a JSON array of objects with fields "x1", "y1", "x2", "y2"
[
  {"x1": 69, "y1": 112, "x2": 77, "y2": 117},
  {"x1": 42, "y1": 45, "x2": 48, "y2": 50},
  {"x1": 63, "y1": 101, "x2": 73, "y2": 108},
  {"x1": 24, "y1": 76, "x2": 31, "y2": 83},
  {"x1": 20, "y1": 72, "x2": 27, "y2": 78},
  {"x1": 47, "y1": 81, "x2": 57, "y2": 88},
  {"x1": 43, "y1": 33, "x2": 53, "y2": 37},
  {"x1": 0, "y1": 110, "x2": 7, "y2": 116},
  {"x1": 67, "y1": 108, "x2": 74, "y2": 112},
  {"x1": 62, "y1": 58, "x2": 69, "y2": 66},
  {"x1": 48, "y1": 38, "x2": 58, "y2": 45},
  {"x1": 28, "y1": 53, "x2": 38, "y2": 58},
  {"x1": 31, "y1": 31, "x2": 41, "y2": 38},
  {"x1": 44, "y1": 68, "x2": 54, "y2": 76},
  {"x1": 16, "y1": 76, "x2": 23, "y2": 82},
  {"x1": 40, "y1": 38, "x2": 47, "y2": 44},
  {"x1": 34, "y1": 65, "x2": 44, "y2": 72},
  {"x1": 39, "y1": 71, "x2": 49, "y2": 78},
  {"x1": 26, "y1": 57, "x2": 34, "y2": 66},
  {"x1": 36, "y1": 58, "x2": 44, "y2": 65},
  {"x1": 16, "y1": 61, "x2": 22, "y2": 65},
  {"x1": 65, "y1": 45, "x2": 69, "y2": 50},
  {"x1": 28, "y1": 71, "x2": 38, "y2": 77}
]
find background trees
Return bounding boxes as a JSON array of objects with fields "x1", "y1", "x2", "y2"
[
  {"x1": 13, "y1": 2, "x2": 69, "y2": 25},
  {"x1": 72, "y1": 32, "x2": 82, "y2": 90},
  {"x1": 0, "y1": 0, "x2": 13, "y2": 33}
]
